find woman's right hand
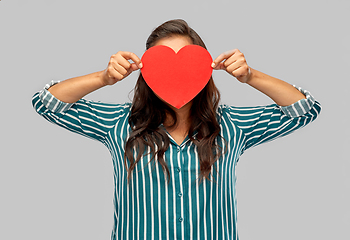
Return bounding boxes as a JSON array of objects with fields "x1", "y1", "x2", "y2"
[{"x1": 102, "y1": 51, "x2": 143, "y2": 86}]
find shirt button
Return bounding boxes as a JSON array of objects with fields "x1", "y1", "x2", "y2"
[
  {"x1": 177, "y1": 167, "x2": 181, "y2": 172},
  {"x1": 178, "y1": 192, "x2": 182, "y2": 197},
  {"x1": 178, "y1": 217, "x2": 183, "y2": 222},
  {"x1": 177, "y1": 147, "x2": 180, "y2": 152}
]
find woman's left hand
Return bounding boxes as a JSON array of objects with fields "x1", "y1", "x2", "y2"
[{"x1": 211, "y1": 49, "x2": 252, "y2": 83}]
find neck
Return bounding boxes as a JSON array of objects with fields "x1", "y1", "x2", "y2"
[{"x1": 164, "y1": 101, "x2": 192, "y2": 129}]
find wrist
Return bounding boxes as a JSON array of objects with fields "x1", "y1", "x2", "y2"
[
  {"x1": 245, "y1": 67, "x2": 256, "y2": 85},
  {"x1": 97, "y1": 70, "x2": 109, "y2": 87}
]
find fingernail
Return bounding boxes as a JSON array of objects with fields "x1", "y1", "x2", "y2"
[
  {"x1": 139, "y1": 63, "x2": 143, "y2": 68},
  {"x1": 211, "y1": 62, "x2": 215, "y2": 68}
]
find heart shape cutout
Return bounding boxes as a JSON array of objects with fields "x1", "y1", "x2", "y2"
[{"x1": 141, "y1": 45, "x2": 213, "y2": 109}]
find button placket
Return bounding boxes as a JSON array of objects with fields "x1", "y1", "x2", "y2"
[
  {"x1": 175, "y1": 145, "x2": 184, "y2": 229},
  {"x1": 179, "y1": 142, "x2": 192, "y2": 238}
]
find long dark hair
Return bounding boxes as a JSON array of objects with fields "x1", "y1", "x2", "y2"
[{"x1": 124, "y1": 19, "x2": 224, "y2": 185}]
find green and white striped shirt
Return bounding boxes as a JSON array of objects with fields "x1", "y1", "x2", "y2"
[{"x1": 32, "y1": 81, "x2": 321, "y2": 240}]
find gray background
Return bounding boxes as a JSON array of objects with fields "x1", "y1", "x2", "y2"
[{"x1": 1, "y1": 0, "x2": 349, "y2": 239}]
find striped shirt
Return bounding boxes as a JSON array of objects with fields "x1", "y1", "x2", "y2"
[{"x1": 32, "y1": 80, "x2": 321, "y2": 240}]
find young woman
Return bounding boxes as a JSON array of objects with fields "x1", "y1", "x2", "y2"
[{"x1": 32, "y1": 19, "x2": 321, "y2": 240}]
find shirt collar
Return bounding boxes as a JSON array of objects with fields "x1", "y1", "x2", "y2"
[{"x1": 159, "y1": 123, "x2": 198, "y2": 147}]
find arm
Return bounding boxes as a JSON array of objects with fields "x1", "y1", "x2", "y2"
[
  {"x1": 222, "y1": 96, "x2": 321, "y2": 153},
  {"x1": 246, "y1": 68, "x2": 306, "y2": 106},
  {"x1": 213, "y1": 49, "x2": 321, "y2": 152},
  {"x1": 212, "y1": 49, "x2": 306, "y2": 106},
  {"x1": 48, "y1": 51, "x2": 143, "y2": 103},
  {"x1": 48, "y1": 70, "x2": 106, "y2": 103},
  {"x1": 32, "y1": 51, "x2": 142, "y2": 141}
]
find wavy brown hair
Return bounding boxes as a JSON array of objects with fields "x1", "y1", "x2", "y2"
[{"x1": 124, "y1": 19, "x2": 225, "y2": 185}]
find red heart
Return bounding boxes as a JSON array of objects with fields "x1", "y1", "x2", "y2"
[{"x1": 141, "y1": 45, "x2": 213, "y2": 109}]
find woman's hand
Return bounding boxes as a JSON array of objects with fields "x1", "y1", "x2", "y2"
[
  {"x1": 211, "y1": 49, "x2": 252, "y2": 83},
  {"x1": 102, "y1": 51, "x2": 143, "y2": 86}
]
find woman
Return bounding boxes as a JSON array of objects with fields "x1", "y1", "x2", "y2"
[{"x1": 32, "y1": 19, "x2": 321, "y2": 240}]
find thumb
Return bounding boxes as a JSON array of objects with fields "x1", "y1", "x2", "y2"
[
  {"x1": 124, "y1": 63, "x2": 140, "y2": 78},
  {"x1": 130, "y1": 62, "x2": 141, "y2": 71},
  {"x1": 212, "y1": 62, "x2": 226, "y2": 70}
]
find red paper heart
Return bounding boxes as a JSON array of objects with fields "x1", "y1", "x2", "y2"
[{"x1": 141, "y1": 45, "x2": 213, "y2": 109}]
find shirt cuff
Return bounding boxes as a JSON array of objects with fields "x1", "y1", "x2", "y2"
[
  {"x1": 38, "y1": 80, "x2": 74, "y2": 114},
  {"x1": 279, "y1": 86, "x2": 317, "y2": 118}
]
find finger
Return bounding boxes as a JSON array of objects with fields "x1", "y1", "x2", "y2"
[
  {"x1": 211, "y1": 49, "x2": 238, "y2": 68},
  {"x1": 226, "y1": 59, "x2": 246, "y2": 74},
  {"x1": 122, "y1": 63, "x2": 140, "y2": 78},
  {"x1": 124, "y1": 65, "x2": 137, "y2": 78},
  {"x1": 107, "y1": 66, "x2": 124, "y2": 81},
  {"x1": 222, "y1": 50, "x2": 246, "y2": 68},
  {"x1": 222, "y1": 55, "x2": 238, "y2": 68},
  {"x1": 213, "y1": 62, "x2": 226, "y2": 70},
  {"x1": 129, "y1": 63, "x2": 140, "y2": 72},
  {"x1": 114, "y1": 63, "x2": 128, "y2": 76},
  {"x1": 226, "y1": 64, "x2": 241, "y2": 75},
  {"x1": 115, "y1": 54, "x2": 132, "y2": 70},
  {"x1": 229, "y1": 65, "x2": 250, "y2": 81},
  {"x1": 232, "y1": 66, "x2": 250, "y2": 81},
  {"x1": 120, "y1": 51, "x2": 143, "y2": 68}
]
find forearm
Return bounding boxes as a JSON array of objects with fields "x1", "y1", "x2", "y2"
[
  {"x1": 247, "y1": 68, "x2": 306, "y2": 106},
  {"x1": 48, "y1": 70, "x2": 107, "y2": 103}
]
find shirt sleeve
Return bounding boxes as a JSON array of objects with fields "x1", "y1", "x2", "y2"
[
  {"x1": 32, "y1": 80, "x2": 131, "y2": 142},
  {"x1": 222, "y1": 86, "x2": 321, "y2": 153}
]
